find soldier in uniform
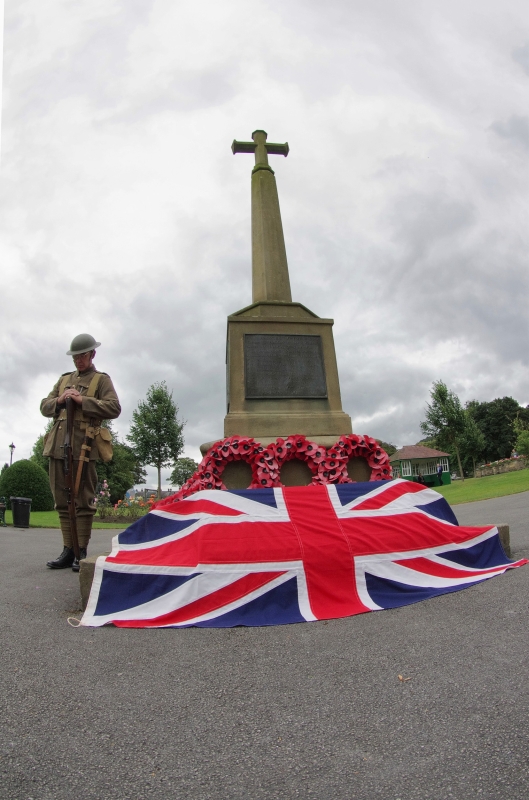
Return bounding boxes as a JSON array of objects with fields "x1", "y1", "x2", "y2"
[{"x1": 41, "y1": 334, "x2": 121, "y2": 571}]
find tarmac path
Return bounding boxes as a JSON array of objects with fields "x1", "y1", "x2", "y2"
[{"x1": 1, "y1": 493, "x2": 528, "y2": 800}]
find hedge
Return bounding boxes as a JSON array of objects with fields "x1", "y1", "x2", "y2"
[{"x1": 0, "y1": 459, "x2": 55, "y2": 511}]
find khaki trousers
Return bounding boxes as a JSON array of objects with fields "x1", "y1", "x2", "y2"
[{"x1": 48, "y1": 458, "x2": 97, "y2": 548}]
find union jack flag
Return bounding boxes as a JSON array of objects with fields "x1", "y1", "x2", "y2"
[{"x1": 81, "y1": 480, "x2": 527, "y2": 628}]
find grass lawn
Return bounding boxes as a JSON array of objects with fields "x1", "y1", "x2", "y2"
[
  {"x1": 3, "y1": 509, "x2": 130, "y2": 529},
  {"x1": 435, "y1": 469, "x2": 529, "y2": 505}
]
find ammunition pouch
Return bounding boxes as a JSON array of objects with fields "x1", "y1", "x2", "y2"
[
  {"x1": 42, "y1": 428, "x2": 55, "y2": 458},
  {"x1": 95, "y1": 426, "x2": 113, "y2": 463}
]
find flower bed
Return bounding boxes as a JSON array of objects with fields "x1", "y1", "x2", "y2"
[
  {"x1": 154, "y1": 434, "x2": 392, "y2": 508},
  {"x1": 475, "y1": 457, "x2": 527, "y2": 478},
  {"x1": 96, "y1": 492, "x2": 157, "y2": 523}
]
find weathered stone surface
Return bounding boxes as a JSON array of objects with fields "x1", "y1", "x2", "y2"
[
  {"x1": 475, "y1": 458, "x2": 527, "y2": 478},
  {"x1": 221, "y1": 131, "x2": 353, "y2": 447},
  {"x1": 232, "y1": 130, "x2": 292, "y2": 304},
  {"x1": 496, "y1": 523, "x2": 511, "y2": 558},
  {"x1": 223, "y1": 301, "x2": 352, "y2": 443},
  {"x1": 221, "y1": 460, "x2": 253, "y2": 490},
  {"x1": 347, "y1": 457, "x2": 371, "y2": 482},
  {"x1": 279, "y1": 459, "x2": 313, "y2": 486},
  {"x1": 79, "y1": 553, "x2": 110, "y2": 611},
  {"x1": 251, "y1": 163, "x2": 292, "y2": 303}
]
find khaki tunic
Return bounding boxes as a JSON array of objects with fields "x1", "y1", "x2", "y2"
[{"x1": 41, "y1": 368, "x2": 121, "y2": 460}]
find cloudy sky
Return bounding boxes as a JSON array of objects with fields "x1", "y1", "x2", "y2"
[{"x1": 1, "y1": 0, "x2": 527, "y2": 488}]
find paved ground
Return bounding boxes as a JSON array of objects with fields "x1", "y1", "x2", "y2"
[{"x1": 1, "y1": 493, "x2": 528, "y2": 800}]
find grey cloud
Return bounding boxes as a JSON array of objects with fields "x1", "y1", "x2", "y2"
[
  {"x1": 3, "y1": 2, "x2": 155, "y2": 120},
  {"x1": 512, "y1": 42, "x2": 529, "y2": 75},
  {"x1": 490, "y1": 115, "x2": 529, "y2": 151},
  {"x1": 2, "y1": 0, "x2": 529, "y2": 467},
  {"x1": 108, "y1": 70, "x2": 239, "y2": 124}
]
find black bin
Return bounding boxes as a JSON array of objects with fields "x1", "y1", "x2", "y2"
[{"x1": 10, "y1": 497, "x2": 31, "y2": 528}]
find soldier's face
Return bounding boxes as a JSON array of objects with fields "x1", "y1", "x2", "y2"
[{"x1": 72, "y1": 350, "x2": 94, "y2": 372}]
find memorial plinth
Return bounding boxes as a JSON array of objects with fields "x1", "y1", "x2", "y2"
[{"x1": 223, "y1": 300, "x2": 352, "y2": 445}]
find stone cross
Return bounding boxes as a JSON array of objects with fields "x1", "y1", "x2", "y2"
[
  {"x1": 232, "y1": 129, "x2": 289, "y2": 174},
  {"x1": 232, "y1": 130, "x2": 292, "y2": 303}
]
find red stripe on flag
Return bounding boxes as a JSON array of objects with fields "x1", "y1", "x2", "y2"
[
  {"x1": 107, "y1": 519, "x2": 300, "y2": 567},
  {"x1": 393, "y1": 556, "x2": 511, "y2": 579},
  {"x1": 341, "y1": 516, "x2": 494, "y2": 557},
  {"x1": 112, "y1": 571, "x2": 285, "y2": 627},
  {"x1": 156, "y1": 498, "x2": 244, "y2": 517},
  {"x1": 284, "y1": 486, "x2": 369, "y2": 618},
  {"x1": 354, "y1": 480, "x2": 424, "y2": 511}
]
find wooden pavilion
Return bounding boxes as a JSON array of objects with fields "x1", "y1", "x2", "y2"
[{"x1": 390, "y1": 445, "x2": 451, "y2": 486}]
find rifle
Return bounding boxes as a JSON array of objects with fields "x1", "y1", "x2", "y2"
[
  {"x1": 74, "y1": 424, "x2": 95, "y2": 498},
  {"x1": 62, "y1": 397, "x2": 80, "y2": 559}
]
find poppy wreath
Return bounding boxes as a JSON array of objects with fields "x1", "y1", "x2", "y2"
[{"x1": 155, "y1": 434, "x2": 392, "y2": 508}]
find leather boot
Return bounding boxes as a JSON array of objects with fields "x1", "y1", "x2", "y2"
[
  {"x1": 47, "y1": 547, "x2": 75, "y2": 569},
  {"x1": 72, "y1": 547, "x2": 87, "y2": 572}
]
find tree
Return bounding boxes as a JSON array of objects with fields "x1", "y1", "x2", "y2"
[
  {"x1": 459, "y1": 413, "x2": 486, "y2": 477},
  {"x1": 466, "y1": 398, "x2": 529, "y2": 463},
  {"x1": 375, "y1": 440, "x2": 397, "y2": 457},
  {"x1": 127, "y1": 381, "x2": 185, "y2": 498},
  {"x1": 420, "y1": 380, "x2": 467, "y2": 481},
  {"x1": 1, "y1": 463, "x2": 8, "y2": 476},
  {"x1": 0, "y1": 459, "x2": 54, "y2": 511},
  {"x1": 170, "y1": 457, "x2": 199, "y2": 489},
  {"x1": 515, "y1": 431, "x2": 529, "y2": 459},
  {"x1": 96, "y1": 438, "x2": 147, "y2": 505},
  {"x1": 514, "y1": 416, "x2": 529, "y2": 459},
  {"x1": 30, "y1": 421, "x2": 54, "y2": 473}
]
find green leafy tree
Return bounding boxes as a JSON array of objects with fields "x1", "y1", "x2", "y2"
[
  {"x1": 170, "y1": 457, "x2": 199, "y2": 488},
  {"x1": 96, "y1": 438, "x2": 147, "y2": 505},
  {"x1": 514, "y1": 416, "x2": 529, "y2": 459},
  {"x1": 30, "y1": 421, "x2": 54, "y2": 473},
  {"x1": 375, "y1": 440, "x2": 397, "y2": 457},
  {"x1": 420, "y1": 380, "x2": 467, "y2": 481},
  {"x1": 515, "y1": 431, "x2": 529, "y2": 458},
  {"x1": 0, "y1": 459, "x2": 54, "y2": 511},
  {"x1": 127, "y1": 381, "x2": 185, "y2": 498},
  {"x1": 466, "y1": 398, "x2": 529, "y2": 462},
  {"x1": 459, "y1": 413, "x2": 486, "y2": 477},
  {"x1": 1, "y1": 463, "x2": 8, "y2": 476},
  {"x1": 415, "y1": 438, "x2": 438, "y2": 449}
]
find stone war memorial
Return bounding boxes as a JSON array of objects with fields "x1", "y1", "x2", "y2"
[
  {"x1": 189, "y1": 130, "x2": 392, "y2": 492},
  {"x1": 79, "y1": 130, "x2": 526, "y2": 629}
]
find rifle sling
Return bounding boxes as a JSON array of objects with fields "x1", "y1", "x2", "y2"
[{"x1": 74, "y1": 428, "x2": 96, "y2": 498}]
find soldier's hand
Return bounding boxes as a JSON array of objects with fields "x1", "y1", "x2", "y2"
[{"x1": 58, "y1": 388, "x2": 83, "y2": 406}]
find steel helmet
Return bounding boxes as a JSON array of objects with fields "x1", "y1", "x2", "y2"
[{"x1": 66, "y1": 333, "x2": 101, "y2": 356}]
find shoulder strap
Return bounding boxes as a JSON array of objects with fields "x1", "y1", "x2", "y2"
[
  {"x1": 59, "y1": 372, "x2": 76, "y2": 395},
  {"x1": 87, "y1": 372, "x2": 102, "y2": 398}
]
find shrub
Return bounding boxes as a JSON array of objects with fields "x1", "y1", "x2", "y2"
[
  {"x1": 515, "y1": 431, "x2": 529, "y2": 459},
  {"x1": 0, "y1": 459, "x2": 55, "y2": 511}
]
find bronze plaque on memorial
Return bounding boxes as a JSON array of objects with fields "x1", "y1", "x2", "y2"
[{"x1": 244, "y1": 333, "x2": 328, "y2": 399}]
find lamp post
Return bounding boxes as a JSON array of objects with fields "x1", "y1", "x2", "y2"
[{"x1": 9, "y1": 443, "x2": 15, "y2": 466}]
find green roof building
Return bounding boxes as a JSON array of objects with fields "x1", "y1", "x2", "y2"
[{"x1": 390, "y1": 445, "x2": 451, "y2": 486}]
